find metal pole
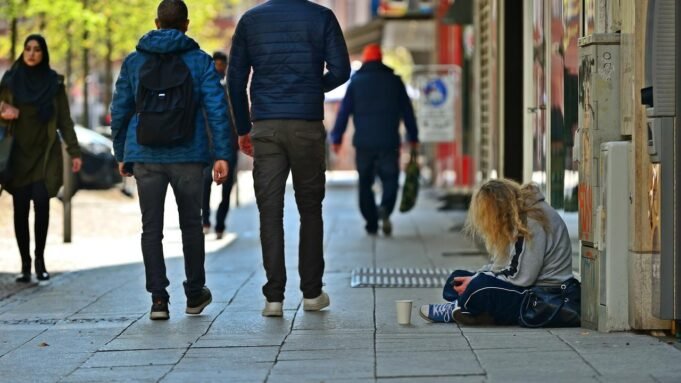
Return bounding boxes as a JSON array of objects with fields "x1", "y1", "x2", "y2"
[{"x1": 62, "y1": 145, "x2": 73, "y2": 243}]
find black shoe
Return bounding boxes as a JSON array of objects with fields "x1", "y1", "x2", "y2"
[
  {"x1": 186, "y1": 287, "x2": 212, "y2": 315},
  {"x1": 15, "y1": 273, "x2": 31, "y2": 283},
  {"x1": 452, "y1": 307, "x2": 495, "y2": 326},
  {"x1": 35, "y1": 258, "x2": 50, "y2": 281},
  {"x1": 150, "y1": 298, "x2": 170, "y2": 320},
  {"x1": 16, "y1": 260, "x2": 31, "y2": 283}
]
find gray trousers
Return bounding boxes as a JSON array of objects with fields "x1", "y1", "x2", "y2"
[
  {"x1": 134, "y1": 163, "x2": 206, "y2": 301},
  {"x1": 251, "y1": 120, "x2": 326, "y2": 302}
]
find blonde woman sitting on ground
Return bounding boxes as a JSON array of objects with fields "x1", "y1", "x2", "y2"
[{"x1": 420, "y1": 179, "x2": 574, "y2": 325}]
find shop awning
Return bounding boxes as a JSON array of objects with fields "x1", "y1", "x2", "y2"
[{"x1": 343, "y1": 18, "x2": 385, "y2": 55}]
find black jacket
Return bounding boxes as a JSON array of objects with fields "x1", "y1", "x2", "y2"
[{"x1": 228, "y1": 0, "x2": 351, "y2": 135}]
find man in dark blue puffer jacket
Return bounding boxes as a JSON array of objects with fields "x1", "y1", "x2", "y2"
[
  {"x1": 228, "y1": 0, "x2": 350, "y2": 317},
  {"x1": 330, "y1": 44, "x2": 419, "y2": 237}
]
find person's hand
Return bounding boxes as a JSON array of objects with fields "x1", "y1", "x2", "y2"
[
  {"x1": 331, "y1": 143, "x2": 341, "y2": 155},
  {"x1": 71, "y1": 158, "x2": 82, "y2": 173},
  {"x1": 118, "y1": 162, "x2": 133, "y2": 177},
  {"x1": 453, "y1": 276, "x2": 472, "y2": 296},
  {"x1": 239, "y1": 135, "x2": 253, "y2": 157},
  {"x1": 0, "y1": 102, "x2": 19, "y2": 120},
  {"x1": 213, "y1": 160, "x2": 229, "y2": 185}
]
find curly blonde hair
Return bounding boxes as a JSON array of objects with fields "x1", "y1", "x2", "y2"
[{"x1": 464, "y1": 179, "x2": 549, "y2": 264}]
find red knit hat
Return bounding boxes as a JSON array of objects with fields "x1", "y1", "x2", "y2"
[{"x1": 362, "y1": 44, "x2": 382, "y2": 63}]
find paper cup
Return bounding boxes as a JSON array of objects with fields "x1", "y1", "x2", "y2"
[{"x1": 395, "y1": 300, "x2": 413, "y2": 325}]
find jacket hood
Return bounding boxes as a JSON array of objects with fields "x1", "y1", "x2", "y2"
[
  {"x1": 136, "y1": 29, "x2": 200, "y2": 54},
  {"x1": 358, "y1": 61, "x2": 394, "y2": 74},
  {"x1": 523, "y1": 184, "x2": 546, "y2": 207}
]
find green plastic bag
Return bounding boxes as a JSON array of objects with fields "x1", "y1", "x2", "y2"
[{"x1": 399, "y1": 150, "x2": 419, "y2": 213}]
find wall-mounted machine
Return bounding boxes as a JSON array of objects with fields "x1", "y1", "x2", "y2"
[{"x1": 641, "y1": 0, "x2": 681, "y2": 321}]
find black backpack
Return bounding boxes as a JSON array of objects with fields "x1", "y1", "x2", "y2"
[{"x1": 135, "y1": 53, "x2": 197, "y2": 147}]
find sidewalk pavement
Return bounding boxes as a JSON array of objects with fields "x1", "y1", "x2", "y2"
[{"x1": 0, "y1": 177, "x2": 680, "y2": 382}]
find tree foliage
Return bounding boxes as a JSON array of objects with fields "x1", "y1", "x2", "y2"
[{"x1": 1, "y1": 0, "x2": 241, "y2": 72}]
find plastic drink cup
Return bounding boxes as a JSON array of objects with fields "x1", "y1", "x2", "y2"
[{"x1": 396, "y1": 300, "x2": 413, "y2": 325}]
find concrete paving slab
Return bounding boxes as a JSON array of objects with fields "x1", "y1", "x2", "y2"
[
  {"x1": 161, "y1": 361, "x2": 271, "y2": 382},
  {"x1": 183, "y1": 346, "x2": 279, "y2": 363},
  {"x1": 192, "y1": 334, "x2": 285, "y2": 348},
  {"x1": 579, "y1": 345, "x2": 681, "y2": 376},
  {"x1": 100, "y1": 335, "x2": 195, "y2": 351},
  {"x1": 464, "y1": 330, "x2": 571, "y2": 351},
  {"x1": 375, "y1": 333, "x2": 471, "y2": 352},
  {"x1": 478, "y1": 349, "x2": 596, "y2": 376},
  {"x1": 376, "y1": 349, "x2": 483, "y2": 378},
  {"x1": 82, "y1": 349, "x2": 186, "y2": 368},
  {"x1": 377, "y1": 378, "x2": 486, "y2": 383},
  {"x1": 62, "y1": 365, "x2": 173, "y2": 383},
  {"x1": 268, "y1": 358, "x2": 374, "y2": 380},
  {"x1": 277, "y1": 348, "x2": 374, "y2": 362},
  {"x1": 282, "y1": 333, "x2": 374, "y2": 351}
]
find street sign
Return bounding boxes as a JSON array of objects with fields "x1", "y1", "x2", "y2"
[{"x1": 414, "y1": 72, "x2": 457, "y2": 142}]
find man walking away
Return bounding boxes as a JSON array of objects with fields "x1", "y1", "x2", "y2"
[
  {"x1": 202, "y1": 51, "x2": 239, "y2": 240},
  {"x1": 229, "y1": 0, "x2": 350, "y2": 317},
  {"x1": 330, "y1": 44, "x2": 419, "y2": 236},
  {"x1": 111, "y1": 0, "x2": 235, "y2": 320}
]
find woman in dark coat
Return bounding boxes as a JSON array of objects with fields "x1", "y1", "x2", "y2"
[{"x1": 0, "y1": 35, "x2": 81, "y2": 283}]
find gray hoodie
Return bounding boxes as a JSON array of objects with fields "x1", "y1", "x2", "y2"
[{"x1": 477, "y1": 190, "x2": 574, "y2": 287}]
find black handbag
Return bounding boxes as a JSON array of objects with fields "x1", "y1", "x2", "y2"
[
  {"x1": 0, "y1": 123, "x2": 14, "y2": 191},
  {"x1": 519, "y1": 278, "x2": 581, "y2": 328}
]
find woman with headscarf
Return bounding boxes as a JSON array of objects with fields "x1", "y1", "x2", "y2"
[{"x1": 0, "y1": 35, "x2": 81, "y2": 283}]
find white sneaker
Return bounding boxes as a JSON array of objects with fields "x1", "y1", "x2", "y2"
[
  {"x1": 262, "y1": 301, "x2": 283, "y2": 317},
  {"x1": 303, "y1": 291, "x2": 330, "y2": 311}
]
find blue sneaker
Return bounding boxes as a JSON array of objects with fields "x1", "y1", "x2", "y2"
[{"x1": 419, "y1": 302, "x2": 458, "y2": 323}]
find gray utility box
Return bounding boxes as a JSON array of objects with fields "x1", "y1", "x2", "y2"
[{"x1": 577, "y1": 34, "x2": 630, "y2": 331}]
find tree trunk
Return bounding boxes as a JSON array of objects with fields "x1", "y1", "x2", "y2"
[
  {"x1": 82, "y1": 0, "x2": 90, "y2": 128},
  {"x1": 104, "y1": 17, "x2": 113, "y2": 119},
  {"x1": 10, "y1": 17, "x2": 18, "y2": 62},
  {"x1": 66, "y1": 30, "x2": 73, "y2": 89}
]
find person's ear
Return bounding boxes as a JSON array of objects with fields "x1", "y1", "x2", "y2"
[
  {"x1": 155, "y1": 19, "x2": 161, "y2": 29},
  {"x1": 182, "y1": 19, "x2": 190, "y2": 33}
]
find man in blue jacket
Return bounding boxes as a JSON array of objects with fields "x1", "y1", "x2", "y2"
[
  {"x1": 111, "y1": 0, "x2": 234, "y2": 321},
  {"x1": 229, "y1": 0, "x2": 350, "y2": 317},
  {"x1": 331, "y1": 44, "x2": 419, "y2": 236}
]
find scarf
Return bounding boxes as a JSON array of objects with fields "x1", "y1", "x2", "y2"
[{"x1": 1, "y1": 35, "x2": 59, "y2": 124}]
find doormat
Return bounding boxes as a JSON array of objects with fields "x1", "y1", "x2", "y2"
[{"x1": 350, "y1": 267, "x2": 454, "y2": 288}]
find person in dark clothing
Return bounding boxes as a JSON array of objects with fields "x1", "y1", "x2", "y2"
[
  {"x1": 0, "y1": 35, "x2": 82, "y2": 284},
  {"x1": 111, "y1": 0, "x2": 235, "y2": 320},
  {"x1": 229, "y1": 0, "x2": 350, "y2": 317},
  {"x1": 330, "y1": 44, "x2": 419, "y2": 236},
  {"x1": 202, "y1": 51, "x2": 239, "y2": 240}
]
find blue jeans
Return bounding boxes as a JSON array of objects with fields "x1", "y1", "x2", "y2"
[
  {"x1": 356, "y1": 148, "x2": 399, "y2": 233},
  {"x1": 443, "y1": 269, "x2": 529, "y2": 325}
]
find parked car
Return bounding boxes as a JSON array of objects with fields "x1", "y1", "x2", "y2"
[{"x1": 73, "y1": 125, "x2": 121, "y2": 189}]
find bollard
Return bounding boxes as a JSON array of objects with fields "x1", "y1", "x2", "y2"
[{"x1": 62, "y1": 144, "x2": 74, "y2": 243}]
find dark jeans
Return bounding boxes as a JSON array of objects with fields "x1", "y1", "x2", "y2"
[
  {"x1": 443, "y1": 270, "x2": 528, "y2": 325},
  {"x1": 134, "y1": 163, "x2": 206, "y2": 301},
  {"x1": 251, "y1": 120, "x2": 326, "y2": 302},
  {"x1": 12, "y1": 181, "x2": 50, "y2": 266},
  {"x1": 202, "y1": 157, "x2": 238, "y2": 233},
  {"x1": 356, "y1": 148, "x2": 399, "y2": 232}
]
